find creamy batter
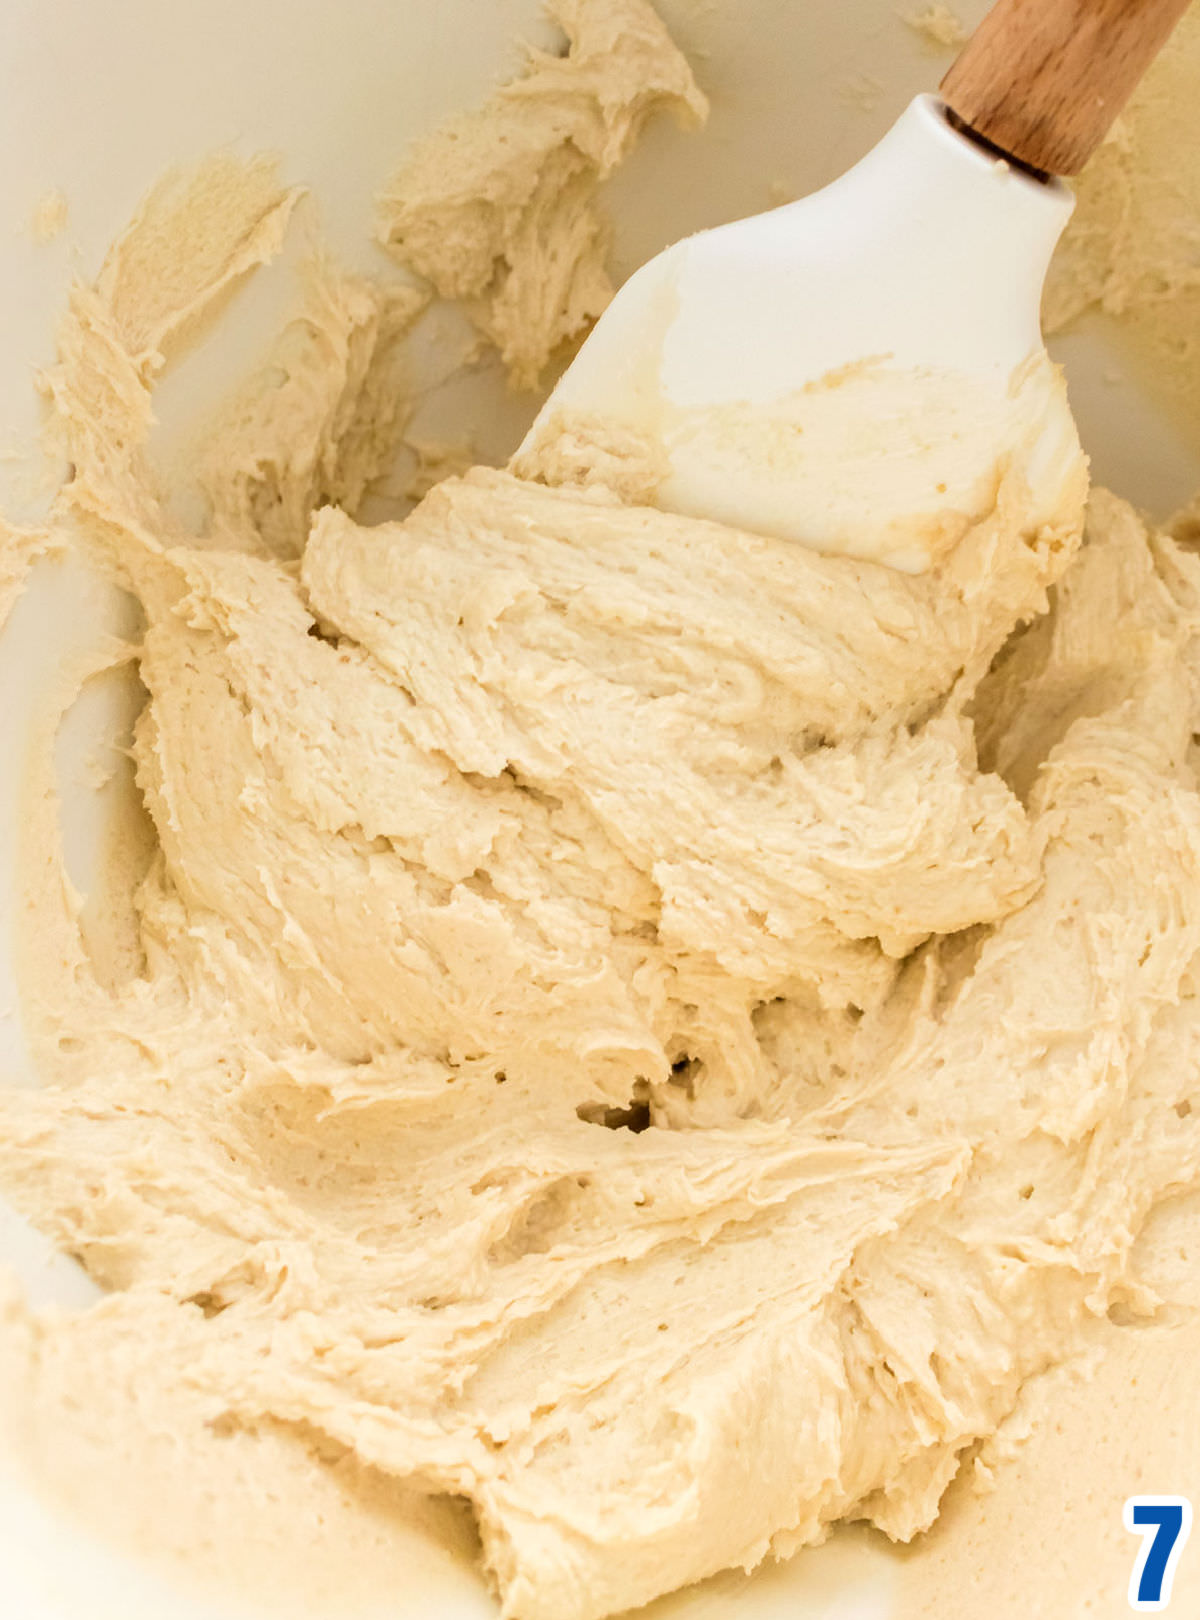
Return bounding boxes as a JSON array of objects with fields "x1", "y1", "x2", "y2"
[{"x1": 2, "y1": 4, "x2": 1200, "y2": 1620}]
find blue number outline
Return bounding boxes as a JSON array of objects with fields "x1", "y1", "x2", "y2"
[{"x1": 1124, "y1": 1495, "x2": 1193, "y2": 1611}]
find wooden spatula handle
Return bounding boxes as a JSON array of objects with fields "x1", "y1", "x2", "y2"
[{"x1": 940, "y1": 0, "x2": 1191, "y2": 176}]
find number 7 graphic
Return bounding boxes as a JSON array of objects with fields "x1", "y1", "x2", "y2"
[{"x1": 1124, "y1": 1496, "x2": 1193, "y2": 1611}]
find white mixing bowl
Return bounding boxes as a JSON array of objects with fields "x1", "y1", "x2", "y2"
[{"x1": 1, "y1": 2, "x2": 1196, "y2": 1615}]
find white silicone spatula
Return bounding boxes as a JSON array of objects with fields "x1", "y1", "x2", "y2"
[{"x1": 518, "y1": 0, "x2": 1191, "y2": 572}]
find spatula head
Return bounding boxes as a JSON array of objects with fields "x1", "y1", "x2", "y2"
[{"x1": 518, "y1": 96, "x2": 1081, "y2": 573}]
